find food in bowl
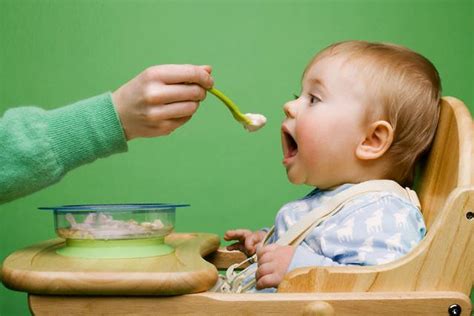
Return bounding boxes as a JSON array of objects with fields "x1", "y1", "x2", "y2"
[
  {"x1": 40, "y1": 203, "x2": 187, "y2": 240},
  {"x1": 39, "y1": 204, "x2": 189, "y2": 258}
]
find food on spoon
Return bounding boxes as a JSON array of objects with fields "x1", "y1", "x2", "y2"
[{"x1": 243, "y1": 113, "x2": 267, "y2": 132}]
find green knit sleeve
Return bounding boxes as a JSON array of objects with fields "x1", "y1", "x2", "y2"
[{"x1": 0, "y1": 93, "x2": 128, "y2": 204}]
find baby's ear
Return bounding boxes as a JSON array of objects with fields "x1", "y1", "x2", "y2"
[{"x1": 355, "y1": 120, "x2": 394, "y2": 160}]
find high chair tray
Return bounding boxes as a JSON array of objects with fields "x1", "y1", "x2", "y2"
[{"x1": 1, "y1": 233, "x2": 220, "y2": 295}]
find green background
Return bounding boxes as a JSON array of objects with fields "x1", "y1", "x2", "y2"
[{"x1": 0, "y1": 0, "x2": 472, "y2": 314}]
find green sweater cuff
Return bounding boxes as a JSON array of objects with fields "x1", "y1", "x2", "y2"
[{"x1": 46, "y1": 92, "x2": 128, "y2": 172}]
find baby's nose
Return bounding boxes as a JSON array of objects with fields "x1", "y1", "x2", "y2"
[{"x1": 283, "y1": 101, "x2": 297, "y2": 118}]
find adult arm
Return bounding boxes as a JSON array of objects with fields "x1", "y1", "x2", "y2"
[
  {"x1": 0, "y1": 64, "x2": 214, "y2": 204},
  {"x1": 0, "y1": 93, "x2": 127, "y2": 204}
]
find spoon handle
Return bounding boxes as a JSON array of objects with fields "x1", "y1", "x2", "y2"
[{"x1": 208, "y1": 87, "x2": 251, "y2": 125}]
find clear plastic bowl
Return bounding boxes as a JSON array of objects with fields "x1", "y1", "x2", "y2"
[
  {"x1": 39, "y1": 204, "x2": 189, "y2": 259},
  {"x1": 39, "y1": 203, "x2": 188, "y2": 240}
]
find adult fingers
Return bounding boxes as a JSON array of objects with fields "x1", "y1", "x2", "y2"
[
  {"x1": 159, "y1": 116, "x2": 192, "y2": 135},
  {"x1": 145, "y1": 84, "x2": 207, "y2": 105},
  {"x1": 144, "y1": 64, "x2": 214, "y2": 89},
  {"x1": 146, "y1": 101, "x2": 200, "y2": 121},
  {"x1": 200, "y1": 65, "x2": 212, "y2": 74}
]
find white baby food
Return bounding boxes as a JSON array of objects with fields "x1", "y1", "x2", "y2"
[
  {"x1": 243, "y1": 113, "x2": 267, "y2": 132},
  {"x1": 59, "y1": 213, "x2": 168, "y2": 239}
]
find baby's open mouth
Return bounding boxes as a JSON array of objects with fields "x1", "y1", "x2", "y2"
[{"x1": 282, "y1": 128, "x2": 298, "y2": 159}]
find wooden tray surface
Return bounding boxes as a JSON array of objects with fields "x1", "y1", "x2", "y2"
[{"x1": 0, "y1": 233, "x2": 220, "y2": 295}]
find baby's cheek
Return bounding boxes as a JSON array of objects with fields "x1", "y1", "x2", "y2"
[{"x1": 301, "y1": 137, "x2": 325, "y2": 164}]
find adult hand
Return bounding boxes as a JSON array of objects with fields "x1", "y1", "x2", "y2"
[
  {"x1": 255, "y1": 244, "x2": 295, "y2": 289},
  {"x1": 112, "y1": 64, "x2": 213, "y2": 140},
  {"x1": 224, "y1": 229, "x2": 267, "y2": 256}
]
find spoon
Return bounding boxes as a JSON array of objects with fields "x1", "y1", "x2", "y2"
[
  {"x1": 208, "y1": 87, "x2": 252, "y2": 124},
  {"x1": 208, "y1": 87, "x2": 267, "y2": 132}
]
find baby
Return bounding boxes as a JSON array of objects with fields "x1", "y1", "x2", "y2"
[{"x1": 223, "y1": 40, "x2": 441, "y2": 292}]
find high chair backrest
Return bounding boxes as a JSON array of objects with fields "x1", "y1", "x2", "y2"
[
  {"x1": 415, "y1": 96, "x2": 474, "y2": 290},
  {"x1": 417, "y1": 97, "x2": 473, "y2": 228}
]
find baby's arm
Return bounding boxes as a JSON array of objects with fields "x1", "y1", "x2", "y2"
[
  {"x1": 287, "y1": 243, "x2": 346, "y2": 270},
  {"x1": 254, "y1": 241, "x2": 348, "y2": 290}
]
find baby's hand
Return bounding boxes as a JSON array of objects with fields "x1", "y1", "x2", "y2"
[
  {"x1": 112, "y1": 64, "x2": 214, "y2": 140},
  {"x1": 255, "y1": 244, "x2": 295, "y2": 290},
  {"x1": 224, "y1": 229, "x2": 267, "y2": 256}
]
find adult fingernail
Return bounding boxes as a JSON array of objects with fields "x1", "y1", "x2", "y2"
[{"x1": 200, "y1": 65, "x2": 212, "y2": 73}]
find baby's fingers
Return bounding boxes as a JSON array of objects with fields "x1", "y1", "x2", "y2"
[
  {"x1": 255, "y1": 262, "x2": 273, "y2": 282},
  {"x1": 224, "y1": 229, "x2": 252, "y2": 241},
  {"x1": 244, "y1": 234, "x2": 261, "y2": 255},
  {"x1": 256, "y1": 243, "x2": 279, "y2": 261},
  {"x1": 256, "y1": 272, "x2": 280, "y2": 290},
  {"x1": 226, "y1": 242, "x2": 246, "y2": 253}
]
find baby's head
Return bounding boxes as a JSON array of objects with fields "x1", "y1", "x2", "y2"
[{"x1": 281, "y1": 40, "x2": 441, "y2": 189}]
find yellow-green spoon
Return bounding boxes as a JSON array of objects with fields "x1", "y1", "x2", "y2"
[
  {"x1": 208, "y1": 87, "x2": 252, "y2": 125},
  {"x1": 208, "y1": 87, "x2": 267, "y2": 132}
]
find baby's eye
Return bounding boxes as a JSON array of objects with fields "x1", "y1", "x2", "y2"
[
  {"x1": 310, "y1": 95, "x2": 322, "y2": 104},
  {"x1": 292, "y1": 93, "x2": 300, "y2": 100}
]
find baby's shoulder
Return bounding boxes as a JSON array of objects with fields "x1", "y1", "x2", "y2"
[
  {"x1": 320, "y1": 190, "x2": 426, "y2": 237},
  {"x1": 347, "y1": 190, "x2": 415, "y2": 207},
  {"x1": 336, "y1": 190, "x2": 422, "y2": 221}
]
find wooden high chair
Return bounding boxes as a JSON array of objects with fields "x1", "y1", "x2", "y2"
[{"x1": 6, "y1": 97, "x2": 474, "y2": 315}]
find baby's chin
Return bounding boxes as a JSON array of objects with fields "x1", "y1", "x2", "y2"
[
  {"x1": 285, "y1": 170, "x2": 327, "y2": 188},
  {"x1": 285, "y1": 169, "x2": 306, "y2": 185}
]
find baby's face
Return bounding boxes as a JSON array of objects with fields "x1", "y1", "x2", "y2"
[{"x1": 281, "y1": 55, "x2": 368, "y2": 189}]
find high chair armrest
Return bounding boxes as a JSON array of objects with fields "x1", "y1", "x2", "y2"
[
  {"x1": 278, "y1": 265, "x2": 375, "y2": 293},
  {"x1": 205, "y1": 248, "x2": 249, "y2": 269}
]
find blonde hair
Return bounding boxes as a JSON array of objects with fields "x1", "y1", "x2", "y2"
[{"x1": 310, "y1": 40, "x2": 441, "y2": 187}]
